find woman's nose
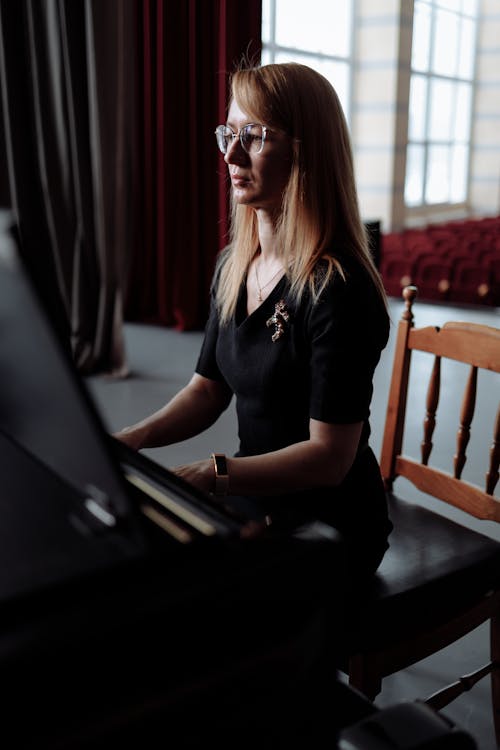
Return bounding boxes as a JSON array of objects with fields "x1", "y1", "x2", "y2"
[{"x1": 224, "y1": 136, "x2": 247, "y2": 165}]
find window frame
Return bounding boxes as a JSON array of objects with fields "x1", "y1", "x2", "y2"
[
  {"x1": 261, "y1": 0, "x2": 355, "y2": 124},
  {"x1": 405, "y1": 0, "x2": 479, "y2": 212}
]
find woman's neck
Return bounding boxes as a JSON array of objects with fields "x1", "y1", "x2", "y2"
[{"x1": 256, "y1": 210, "x2": 280, "y2": 261}]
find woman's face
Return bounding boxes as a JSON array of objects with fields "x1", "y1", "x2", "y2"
[{"x1": 224, "y1": 99, "x2": 293, "y2": 217}]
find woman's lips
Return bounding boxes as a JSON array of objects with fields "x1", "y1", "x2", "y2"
[{"x1": 231, "y1": 173, "x2": 249, "y2": 187}]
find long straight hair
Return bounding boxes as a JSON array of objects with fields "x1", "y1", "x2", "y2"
[{"x1": 216, "y1": 63, "x2": 387, "y2": 323}]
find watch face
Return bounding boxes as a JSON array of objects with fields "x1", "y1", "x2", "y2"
[
  {"x1": 212, "y1": 454, "x2": 229, "y2": 496},
  {"x1": 214, "y1": 454, "x2": 228, "y2": 476}
]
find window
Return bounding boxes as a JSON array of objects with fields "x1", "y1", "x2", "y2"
[
  {"x1": 261, "y1": 0, "x2": 353, "y2": 122},
  {"x1": 405, "y1": 0, "x2": 479, "y2": 208}
]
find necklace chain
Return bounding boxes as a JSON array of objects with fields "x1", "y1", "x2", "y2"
[{"x1": 255, "y1": 258, "x2": 284, "y2": 303}]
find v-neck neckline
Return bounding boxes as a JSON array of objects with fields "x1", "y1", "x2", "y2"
[{"x1": 236, "y1": 274, "x2": 287, "y2": 328}]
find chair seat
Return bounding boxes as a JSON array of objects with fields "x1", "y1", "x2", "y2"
[{"x1": 345, "y1": 492, "x2": 500, "y2": 651}]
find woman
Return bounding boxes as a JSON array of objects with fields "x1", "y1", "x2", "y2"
[{"x1": 116, "y1": 62, "x2": 392, "y2": 576}]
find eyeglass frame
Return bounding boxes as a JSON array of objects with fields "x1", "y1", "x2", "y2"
[{"x1": 214, "y1": 123, "x2": 268, "y2": 156}]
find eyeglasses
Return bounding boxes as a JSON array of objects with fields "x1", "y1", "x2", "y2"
[{"x1": 215, "y1": 123, "x2": 268, "y2": 155}]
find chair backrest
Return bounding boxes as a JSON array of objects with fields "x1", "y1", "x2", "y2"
[{"x1": 380, "y1": 285, "x2": 500, "y2": 521}]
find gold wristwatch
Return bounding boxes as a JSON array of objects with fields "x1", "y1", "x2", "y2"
[{"x1": 211, "y1": 453, "x2": 229, "y2": 497}]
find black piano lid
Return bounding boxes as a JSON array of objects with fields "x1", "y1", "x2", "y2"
[{"x1": 0, "y1": 210, "x2": 245, "y2": 610}]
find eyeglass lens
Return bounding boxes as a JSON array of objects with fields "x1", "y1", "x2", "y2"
[{"x1": 215, "y1": 124, "x2": 265, "y2": 155}]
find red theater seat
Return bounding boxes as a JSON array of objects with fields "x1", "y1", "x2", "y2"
[
  {"x1": 382, "y1": 233, "x2": 405, "y2": 255},
  {"x1": 381, "y1": 219, "x2": 500, "y2": 305},
  {"x1": 449, "y1": 261, "x2": 493, "y2": 305},
  {"x1": 381, "y1": 257, "x2": 416, "y2": 298},
  {"x1": 413, "y1": 257, "x2": 453, "y2": 302},
  {"x1": 486, "y1": 255, "x2": 500, "y2": 305}
]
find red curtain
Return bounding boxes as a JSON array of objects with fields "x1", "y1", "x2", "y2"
[{"x1": 126, "y1": 0, "x2": 262, "y2": 330}]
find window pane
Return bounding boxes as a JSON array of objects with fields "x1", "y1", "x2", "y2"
[
  {"x1": 437, "y1": 0, "x2": 460, "y2": 10},
  {"x1": 406, "y1": 0, "x2": 477, "y2": 209},
  {"x1": 454, "y1": 83, "x2": 472, "y2": 141},
  {"x1": 274, "y1": 51, "x2": 350, "y2": 117},
  {"x1": 275, "y1": 0, "x2": 351, "y2": 57},
  {"x1": 428, "y1": 79, "x2": 453, "y2": 140},
  {"x1": 412, "y1": 1, "x2": 432, "y2": 72},
  {"x1": 458, "y1": 17, "x2": 476, "y2": 79},
  {"x1": 450, "y1": 144, "x2": 468, "y2": 202},
  {"x1": 462, "y1": 0, "x2": 478, "y2": 16},
  {"x1": 426, "y1": 144, "x2": 451, "y2": 203},
  {"x1": 408, "y1": 74, "x2": 428, "y2": 140},
  {"x1": 405, "y1": 144, "x2": 425, "y2": 206},
  {"x1": 262, "y1": 0, "x2": 272, "y2": 44},
  {"x1": 432, "y1": 8, "x2": 460, "y2": 76},
  {"x1": 261, "y1": 48, "x2": 273, "y2": 66}
]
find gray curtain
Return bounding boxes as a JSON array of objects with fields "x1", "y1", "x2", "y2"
[{"x1": 0, "y1": 0, "x2": 137, "y2": 375}]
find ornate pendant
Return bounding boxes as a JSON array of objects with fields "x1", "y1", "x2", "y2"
[{"x1": 266, "y1": 299, "x2": 290, "y2": 342}]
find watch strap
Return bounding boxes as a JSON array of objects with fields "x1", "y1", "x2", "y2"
[{"x1": 211, "y1": 453, "x2": 229, "y2": 497}]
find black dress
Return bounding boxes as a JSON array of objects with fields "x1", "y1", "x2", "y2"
[{"x1": 196, "y1": 255, "x2": 393, "y2": 575}]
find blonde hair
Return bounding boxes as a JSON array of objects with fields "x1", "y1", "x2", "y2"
[{"x1": 216, "y1": 62, "x2": 387, "y2": 323}]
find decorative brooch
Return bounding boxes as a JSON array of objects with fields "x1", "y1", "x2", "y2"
[{"x1": 266, "y1": 299, "x2": 290, "y2": 342}]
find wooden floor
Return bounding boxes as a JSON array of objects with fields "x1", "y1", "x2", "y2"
[{"x1": 88, "y1": 295, "x2": 500, "y2": 749}]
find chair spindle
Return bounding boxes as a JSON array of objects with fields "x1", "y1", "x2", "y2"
[
  {"x1": 486, "y1": 405, "x2": 500, "y2": 495},
  {"x1": 454, "y1": 365, "x2": 477, "y2": 479},
  {"x1": 421, "y1": 355, "x2": 440, "y2": 465}
]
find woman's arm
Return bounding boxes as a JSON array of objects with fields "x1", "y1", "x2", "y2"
[
  {"x1": 172, "y1": 418, "x2": 363, "y2": 496},
  {"x1": 113, "y1": 373, "x2": 233, "y2": 451}
]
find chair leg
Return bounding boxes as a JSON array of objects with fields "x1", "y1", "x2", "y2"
[
  {"x1": 348, "y1": 655, "x2": 382, "y2": 702},
  {"x1": 490, "y1": 611, "x2": 500, "y2": 747}
]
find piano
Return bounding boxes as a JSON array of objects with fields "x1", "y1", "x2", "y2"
[{"x1": 0, "y1": 211, "x2": 475, "y2": 748}]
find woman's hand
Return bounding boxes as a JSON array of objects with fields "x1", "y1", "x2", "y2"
[
  {"x1": 111, "y1": 374, "x2": 232, "y2": 452},
  {"x1": 170, "y1": 458, "x2": 215, "y2": 495},
  {"x1": 171, "y1": 461, "x2": 272, "y2": 540},
  {"x1": 113, "y1": 427, "x2": 144, "y2": 451}
]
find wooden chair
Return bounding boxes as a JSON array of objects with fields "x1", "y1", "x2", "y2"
[{"x1": 341, "y1": 285, "x2": 500, "y2": 742}]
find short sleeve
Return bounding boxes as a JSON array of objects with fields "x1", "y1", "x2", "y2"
[
  {"x1": 195, "y1": 270, "x2": 225, "y2": 382},
  {"x1": 307, "y1": 269, "x2": 389, "y2": 424}
]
